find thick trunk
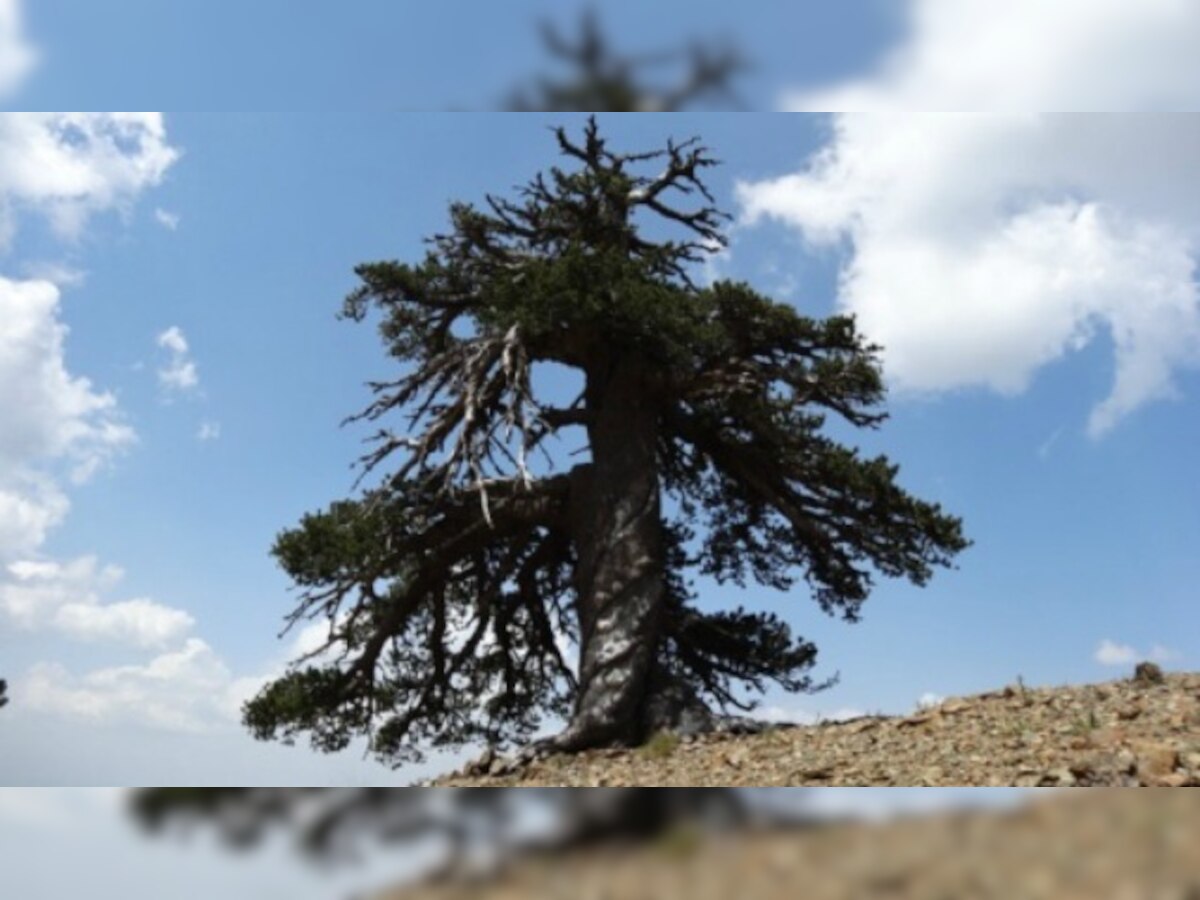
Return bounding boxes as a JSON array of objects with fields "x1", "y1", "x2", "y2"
[{"x1": 555, "y1": 356, "x2": 669, "y2": 750}]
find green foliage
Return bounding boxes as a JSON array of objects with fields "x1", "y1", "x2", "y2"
[
  {"x1": 245, "y1": 120, "x2": 968, "y2": 765},
  {"x1": 639, "y1": 730, "x2": 682, "y2": 761}
]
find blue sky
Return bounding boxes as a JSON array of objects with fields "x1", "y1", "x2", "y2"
[
  {"x1": 12, "y1": 0, "x2": 901, "y2": 111},
  {"x1": 1, "y1": 2, "x2": 1200, "y2": 787}
]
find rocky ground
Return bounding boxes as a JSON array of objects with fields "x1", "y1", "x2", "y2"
[
  {"x1": 385, "y1": 790, "x2": 1200, "y2": 900},
  {"x1": 435, "y1": 666, "x2": 1200, "y2": 786}
]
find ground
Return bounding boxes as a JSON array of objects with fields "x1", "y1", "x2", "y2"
[
  {"x1": 433, "y1": 669, "x2": 1200, "y2": 786},
  {"x1": 383, "y1": 790, "x2": 1200, "y2": 900}
]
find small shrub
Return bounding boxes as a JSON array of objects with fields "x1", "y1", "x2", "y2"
[{"x1": 640, "y1": 730, "x2": 681, "y2": 761}]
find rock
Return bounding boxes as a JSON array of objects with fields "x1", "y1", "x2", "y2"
[
  {"x1": 1114, "y1": 749, "x2": 1138, "y2": 775},
  {"x1": 1153, "y1": 772, "x2": 1191, "y2": 788},
  {"x1": 1116, "y1": 704, "x2": 1143, "y2": 721},
  {"x1": 799, "y1": 765, "x2": 834, "y2": 781},
  {"x1": 1134, "y1": 742, "x2": 1179, "y2": 783},
  {"x1": 1133, "y1": 662, "x2": 1165, "y2": 686},
  {"x1": 466, "y1": 747, "x2": 496, "y2": 776},
  {"x1": 1040, "y1": 768, "x2": 1076, "y2": 786},
  {"x1": 919, "y1": 766, "x2": 945, "y2": 785}
]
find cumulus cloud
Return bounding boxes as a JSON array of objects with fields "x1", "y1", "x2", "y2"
[
  {"x1": 196, "y1": 420, "x2": 221, "y2": 442},
  {"x1": 750, "y1": 2, "x2": 1200, "y2": 435},
  {"x1": 154, "y1": 208, "x2": 180, "y2": 230},
  {"x1": 22, "y1": 639, "x2": 260, "y2": 733},
  {"x1": 1094, "y1": 638, "x2": 1180, "y2": 667},
  {"x1": 0, "y1": 112, "x2": 206, "y2": 730},
  {"x1": 0, "y1": 473, "x2": 68, "y2": 563},
  {"x1": 0, "y1": 277, "x2": 133, "y2": 480},
  {"x1": 19, "y1": 261, "x2": 87, "y2": 289},
  {"x1": 156, "y1": 325, "x2": 199, "y2": 393},
  {"x1": 785, "y1": 0, "x2": 1200, "y2": 112},
  {"x1": 0, "y1": 276, "x2": 133, "y2": 559},
  {"x1": 1, "y1": 556, "x2": 194, "y2": 648},
  {"x1": 0, "y1": 0, "x2": 37, "y2": 101},
  {"x1": 0, "y1": 114, "x2": 178, "y2": 246},
  {"x1": 754, "y1": 705, "x2": 866, "y2": 726},
  {"x1": 738, "y1": 116, "x2": 1200, "y2": 435}
]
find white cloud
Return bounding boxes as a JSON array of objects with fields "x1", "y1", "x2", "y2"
[
  {"x1": 1, "y1": 556, "x2": 194, "y2": 648},
  {"x1": 1093, "y1": 638, "x2": 1179, "y2": 667},
  {"x1": 156, "y1": 325, "x2": 199, "y2": 393},
  {"x1": 54, "y1": 598, "x2": 195, "y2": 648},
  {"x1": 785, "y1": 0, "x2": 1200, "y2": 112},
  {"x1": 20, "y1": 261, "x2": 87, "y2": 289},
  {"x1": 756, "y1": 3, "x2": 1200, "y2": 434},
  {"x1": 196, "y1": 420, "x2": 221, "y2": 442},
  {"x1": 1148, "y1": 644, "x2": 1181, "y2": 663},
  {"x1": 916, "y1": 692, "x2": 945, "y2": 710},
  {"x1": 1095, "y1": 639, "x2": 1137, "y2": 666},
  {"x1": 0, "y1": 113, "x2": 179, "y2": 246},
  {"x1": 0, "y1": 473, "x2": 68, "y2": 562},
  {"x1": 22, "y1": 639, "x2": 255, "y2": 733},
  {"x1": 738, "y1": 115, "x2": 1200, "y2": 435},
  {"x1": 0, "y1": 277, "x2": 133, "y2": 484},
  {"x1": 0, "y1": 0, "x2": 37, "y2": 101},
  {"x1": 0, "y1": 276, "x2": 134, "y2": 565},
  {"x1": 754, "y1": 705, "x2": 866, "y2": 726},
  {"x1": 154, "y1": 207, "x2": 180, "y2": 230}
]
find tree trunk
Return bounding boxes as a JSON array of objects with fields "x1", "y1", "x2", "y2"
[{"x1": 556, "y1": 356, "x2": 668, "y2": 750}]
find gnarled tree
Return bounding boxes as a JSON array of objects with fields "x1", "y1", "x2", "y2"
[
  {"x1": 506, "y1": 10, "x2": 744, "y2": 111},
  {"x1": 244, "y1": 119, "x2": 968, "y2": 764},
  {"x1": 134, "y1": 788, "x2": 760, "y2": 869}
]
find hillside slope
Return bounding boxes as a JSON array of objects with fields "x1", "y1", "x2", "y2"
[
  {"x1": 436, "y1": 668, "x2": 1200, "y2": 786},
  {"x1": 386, "y1": 790, "x2": 1200, "y2": 900}
]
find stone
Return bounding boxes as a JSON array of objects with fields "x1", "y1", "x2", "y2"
[
  {"x1": 467, "y1": 747, "x2": 496, "y2": 776},
  {"x1": 1114, "y1": 749, "x2": 1138, "y2": 775},
  {"x1": 1132, "y1": 661, "x2": 1165, "y2": 686},
  {"x1": 1041, "y1": 768, "x2": 1076, "y2": 786},
  {"x1": 1116, "y1": 704, "x2": 1143, "y2": 721},
  {"x1": 1133, "y1": 742, "x2": 1179, "y2": 783},
  {"x1": 1152, "y1": 772, "x2": 1191, "y2": 788}
]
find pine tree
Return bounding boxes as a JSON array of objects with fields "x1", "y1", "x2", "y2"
[
  {"x1": 244, "y1": 119, "x2": 968, "y2": 764},
  {"x1": 507, "y1": 10, "x2": 743, "y2": 111},
  {"x1": 134, "y1": 788, "x2": 757, "y2": 864}
]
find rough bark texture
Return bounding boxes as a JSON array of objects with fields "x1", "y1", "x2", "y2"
[
  {"x1": 558, "y1": 356, "x2": 669, "y2": 749},
  {"x1": 246, "y1": 122, "x2": 969, "y2": 766}
]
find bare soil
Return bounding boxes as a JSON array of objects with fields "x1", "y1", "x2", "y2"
[
  {"x1": 435, "y1": 670, "x2": 1200, "y2": 787},
  {"x1": 386, "y1": 790, "x2": 1200, "y2": 900}
]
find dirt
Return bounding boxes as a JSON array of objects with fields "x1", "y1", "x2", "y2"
[
  {"x1": 434, "y1": 669, "x2": 1200, "y2": 787},
  {"x1": 384, "y1": 790, "x2": 1200, "y2": 900}
]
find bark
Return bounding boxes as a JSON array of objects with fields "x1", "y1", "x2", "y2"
[{"x1": 554, "y1": 356, "x2": 670, "y2": 750}]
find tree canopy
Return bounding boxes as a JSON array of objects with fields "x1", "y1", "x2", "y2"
[
  {"x1": 507, "y1": 10, "x2": 744, "y2": 111},
  {"x1": 243, "y1": 119, "x2": 968, "y2": 765}
]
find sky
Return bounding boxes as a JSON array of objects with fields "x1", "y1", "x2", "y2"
[{"x1": 0, "y1": 0, "x2": 1199, "y2": 792}]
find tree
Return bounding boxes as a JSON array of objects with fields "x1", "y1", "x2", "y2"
[
  {"x1": 244, "y1": 119, "x2": 968, "y2": 765},
  {"x1": 0, "y1": 679, "x2": 7, "y2": 709},
  {"x1": 506, "y1": 10, "x2": 744, "y2": 111},
  {"x1": 134, "y1": 788, "x2": 760, "y2": 866}
]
